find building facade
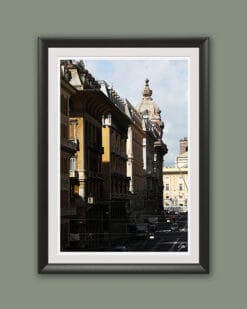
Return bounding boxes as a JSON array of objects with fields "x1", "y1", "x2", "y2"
[
  {"x1": 60, "y1": 72, "x2": 79, "y2": 250},
  {"x1": 163, "y1": 138, "x2": 188, "y2": 211},
  {"x1": 137, "y1": 79, "x2": 168, "y2": 217},
  {"x1": 60, "y1": 61, "x2": 168, "y2": 249},
  {"x1": 125, "y1": 99, "x2": 145, "y2": 222},
  {"x1": 63, "y1": 63, "x2": 132, "y2": 247},
  {"x1": 100, "y1": 82, "x2": 132, "y2": 239}
]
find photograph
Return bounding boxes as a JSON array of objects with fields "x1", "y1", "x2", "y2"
[
  {"x1": 60, "y1": 58, "x2": 188, "y2": 252},
  {"x1": 38, "y1": 38, "x2": 209, "y2": 273}
]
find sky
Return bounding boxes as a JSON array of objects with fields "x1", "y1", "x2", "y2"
[{"x1": 83, "y1": 59, "x2": 188, "y2": 167}]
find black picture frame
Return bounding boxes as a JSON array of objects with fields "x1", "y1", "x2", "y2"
[{"x1": 38, "y1": 38, "x2": 209, "y2": 273}]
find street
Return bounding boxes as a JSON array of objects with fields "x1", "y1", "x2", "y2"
[
  {"x1": 66, "y1": 212, "x2": 188, "y2": 252},
  {"x1": 114, "y1": 230, "x2": 188, "y2": 252}
]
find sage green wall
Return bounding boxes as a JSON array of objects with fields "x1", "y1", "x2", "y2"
[{"x1": 0, "y1": 0, "x2": 246, "y2": 308}]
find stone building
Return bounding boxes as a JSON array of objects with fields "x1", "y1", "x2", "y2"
[
  {"x1": 60, "y1": 66, "x2": 80, "y2": 250},
  {"x1": 137, "y1": 79, "x2": 168, "y2": 217},
  {"x1": 100, "y1": 81, "x2": 132, "y2": 239},
  {"x1": 125, "y1": 99, "x2": 145, "y2": 222},
  {"x1": 67, "y1": 62, "x2": 122, "y2": 248},
  {"x1": 61, "y1": 61, "x2": 133, "y2": 247},
  {"x1": 60, "y1": 60, "x2": 106, "y2": 248},
  {"x1": 60, "y1": 61, "x2": 168, "y2": 249},
  {"x1": 163, "y1": 138, "x2": 188, "y2": 211}
]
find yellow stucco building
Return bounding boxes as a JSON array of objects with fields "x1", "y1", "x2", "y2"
[{"x1": 163, "y1": 138, "x2": 188, "y2": 212}]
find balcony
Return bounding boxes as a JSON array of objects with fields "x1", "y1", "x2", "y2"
[
  {"x1": 61, "y1": 138, "x2": 79, "y2": 153},
  {"x1": 120, "y1": 153, "x2": 128, "y2": 161},
  {"x1": 110, "y1": 150, "x2": 127, "y2": 160},
  {"x1": 69, "y1": 138, "x2": 80, "y2": 149}
]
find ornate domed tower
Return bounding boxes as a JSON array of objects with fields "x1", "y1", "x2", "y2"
[
  {"x1": 137, "y1": 79, "x2": 168, "y2": 216},
  {"x1": 137, "y1": 78, "x2": 164, "y2": 138}
]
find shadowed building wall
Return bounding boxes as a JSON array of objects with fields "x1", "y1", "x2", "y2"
[
  {"x1": 125, "y1": 99, "x2": 145, "y2": 223},
  {"x1": 60, "y1": 75, "x2": 79, "y2": 250},
  {"x1": 137, "y1": 79, "x2": 168, "y2": 218}
]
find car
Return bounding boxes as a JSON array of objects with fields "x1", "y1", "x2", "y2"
[
  {"x1": 179, "y1": 226, "x2": 188, "y2": 232},
  {"x1": 170, "y1": 223, "x2": 179, "y2": 232},
  {"x1": 111, "y1": 245, "x2": 128, "y2": 251}
]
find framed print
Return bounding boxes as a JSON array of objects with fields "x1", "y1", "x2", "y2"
[{"x1": 38, "y1": 38, "x2": 209, "y2": 273}]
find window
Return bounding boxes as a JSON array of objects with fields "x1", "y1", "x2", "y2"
[
  {"x1": 165, "y1": 184, "x2": 169, "y2": 191},
  {"x1": 70, "y1": 156, "x2": 77, "y2": 172},
  {"x1": 179, "y1": 184, "x2": 183, "y2": 191}
]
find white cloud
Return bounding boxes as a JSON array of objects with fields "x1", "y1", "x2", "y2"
[{"x1": 84, "y1": 59, "x2": 188, "y2": 166}]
